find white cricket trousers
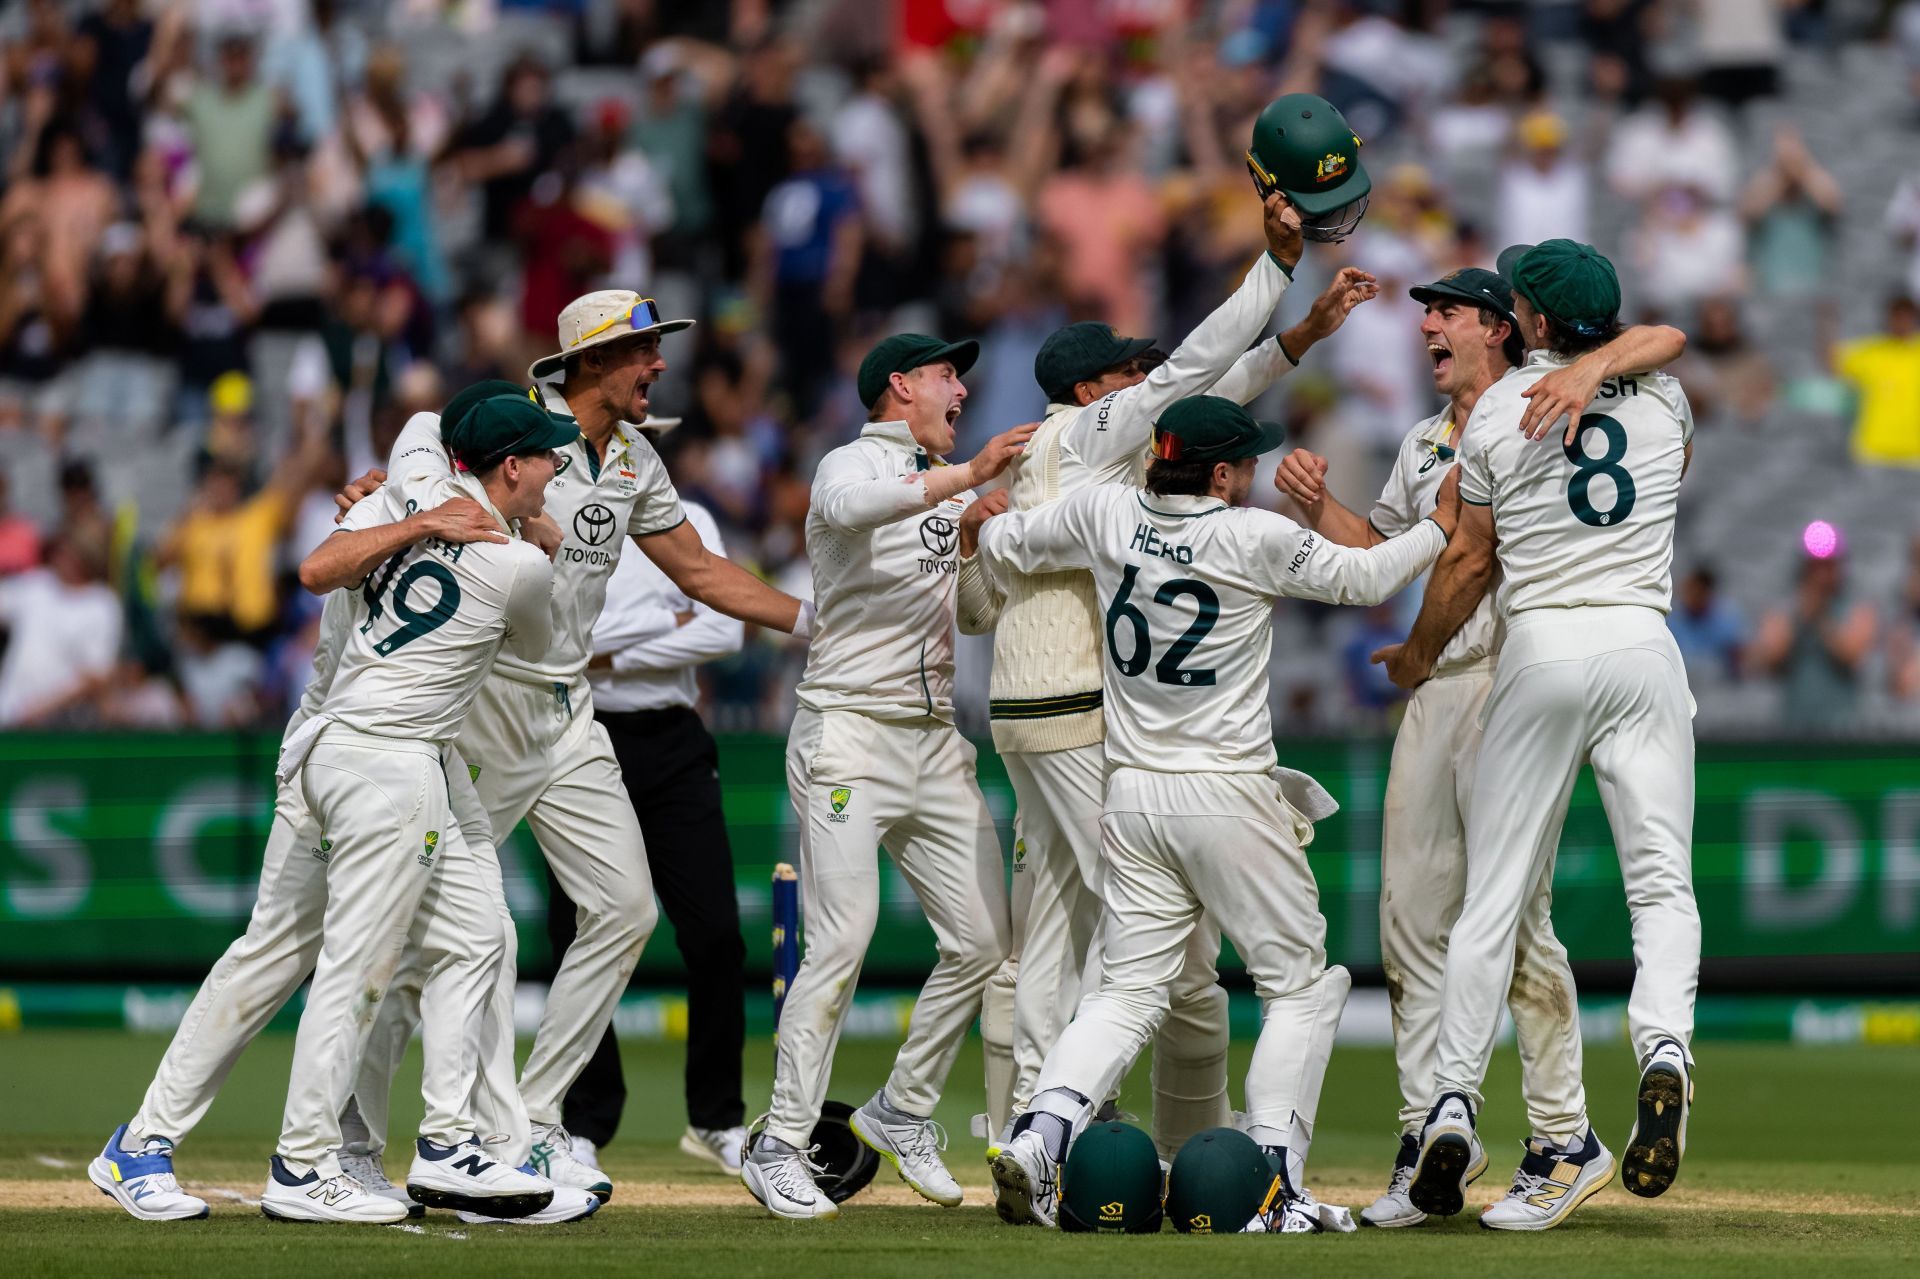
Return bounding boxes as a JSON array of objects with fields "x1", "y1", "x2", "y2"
[
  {"x1": 278, "y1": 726, "x2": 500, "y2": 1173},
  {"x1": 999, "y1": 744, "x2": 1229, "y2": 1155},
  {"x1": 1033, "y1": 769, "x2": 1348, "y2": 1165},
  {"x1": 766, "y1": 708, "x2": 1011, "y2": 1149},
  {"x1": 130, "y1": 739, "x2": 507, "y2": 1157},
  {"x1": 1381, "y1": 660, "x2": 1587, "y2": 1141},
  {"x1": 1433, "y1": 606, "x2": 1699, "y2": 1111}
]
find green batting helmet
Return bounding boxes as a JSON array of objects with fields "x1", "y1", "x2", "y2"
[
  {"x1": 1165, "y1": 1128, "x2": 1278, "y2": 1234},
  {"x1": 1247, "y1": 94, "x2": 1371, "y2": 243},
  {"x1": 1058, "y1": 1122, "x2": 1165, "y2": 1234}
]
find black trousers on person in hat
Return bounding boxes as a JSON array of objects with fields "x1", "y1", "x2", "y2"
[{"x1": 546, "y1": 705, "x2": 748, "y2": 1145}]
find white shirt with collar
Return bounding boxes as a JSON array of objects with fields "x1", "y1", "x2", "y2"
[
  {"x1": 588, "y1": 500, "x2": 743, "y2": 713},
  {"x1": 795, "y1": 419, "x2": 996, "y2": 723}
]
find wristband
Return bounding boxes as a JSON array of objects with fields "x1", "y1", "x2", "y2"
[{"x1": 791, "y1": 598, "x2": 817, "y2": 641}]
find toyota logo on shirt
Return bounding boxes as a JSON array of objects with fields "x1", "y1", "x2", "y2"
[
  {"x1": 574, "y1": 503, "x2": 616, "y2": 546},
  {"x1": 921, "y1": 515, "x2": 957, "y2": 557}
]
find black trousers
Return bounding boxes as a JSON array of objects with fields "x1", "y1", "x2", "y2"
[{"x1": 546, "y1": 705, "x2": 748, "y2": 1143}]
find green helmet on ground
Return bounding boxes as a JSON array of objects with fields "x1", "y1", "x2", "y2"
[
  {"x1": 1165, "y1": 1127, "x2": 1278, "y2": 1234},
  {"x1": 1058, "y1": 1121, "x2": 1165, "y2": 1234},
  {"x1": 1246, "y1": 93, "x2": 1371, "y2": 243}
]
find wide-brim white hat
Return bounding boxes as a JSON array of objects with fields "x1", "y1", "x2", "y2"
[{"x1": 529, "y1": 289, "x2": 695, "y2": 381}]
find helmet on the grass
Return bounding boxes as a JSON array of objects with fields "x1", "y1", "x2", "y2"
[
  {"x1": 1058, "y1": 1121, "x2": 1165, "y2": 1233},
  {"x1": 1247, "y1": 94, "x2": 1371, "y2": 242},
  {"x1": 1165, "y1": 1127, "x2": 1277, "y2": 1234}
]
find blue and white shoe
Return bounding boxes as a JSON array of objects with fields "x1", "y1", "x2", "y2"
[
  {"x1": 406, "y1": 1137, "x2": 553, "y2": 1218},
  {"x1": 260, "y1": 1155, "x2": 409, "y2": 1224},
  {"x1": 1408, "y1": 1093, "x2": 1486, "y2": 1218},
  {"x1": 1480, "y1": 1130, "x2": 1616, "y2": 1231},
  {"x1": 457, "y1": 1165, "x2": 600, "y2": 1225},
  {"x1": 1623, "y1": 1039, "x2": 1692, "y2": 1198},
  {"x1": 87, "y1": 1124, "x2": 209, "y2": 1221},
  {"x1": 338, "y1": 1148, "x2": 423, "y2": 1219}
]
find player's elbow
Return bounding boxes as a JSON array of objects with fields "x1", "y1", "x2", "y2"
[{"x1": 297, "y1": 556, "x2": 339, "y2": 596}]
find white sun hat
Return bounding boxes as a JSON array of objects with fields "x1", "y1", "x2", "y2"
[{"x1": 529, "y1": 289, "x2": 696, "y2": 381}]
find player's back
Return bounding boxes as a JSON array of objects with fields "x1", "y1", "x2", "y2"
[{"x1": 1463, "y1": 354, "x2": 1692, "y2": 618}]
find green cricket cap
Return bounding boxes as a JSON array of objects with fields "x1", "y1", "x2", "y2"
[
  {"x1": 443, "y1": 379, "x2": 533, "y2": 440},
  {"x1": 857, "y1": 333, "x2": 979, "y2": 410},
  {"x1": 1058, "y1": 1121, "x2": 1165, "y2": 1234},
  {"x1": 451, "y1": 394, "x2": 581, "y2": 473},
  {"x1": 1165, "y1": 1127, "x2": 1279, "y2": 1234},
  {"x1": 1496, "y1": 239, "x2": 1621, "y2": 337},
  {"x1": 1409, "y1": 266, "x2": 1517, "y2": 326},
  {"x1": 1033, "y1": 321, "x2": 1160, "y2": 406},
  {"x1": 1150, "y1": 395, "x2": 1287, "y2": 464}
]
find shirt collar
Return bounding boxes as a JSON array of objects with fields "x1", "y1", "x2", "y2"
[
  {"x1": 452, "y1": 471, "x2": 515, "y2": 536},
  {"x1": 860, "y1": 419, "x2": 934, "y2": 470},
  {"x1": 1524, "y1": 349, "x2": 1575, "y2": 370},
  {"x1": 1136, "y1": 492, "x2": 1228, "y2": 519}
]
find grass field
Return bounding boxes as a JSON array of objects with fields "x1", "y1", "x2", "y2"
[{"x1": 1, "y1": 1028, "x2": 1915, "y2": 1277}]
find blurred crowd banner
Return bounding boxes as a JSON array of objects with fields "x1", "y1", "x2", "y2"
[{"x1": 1, "y1": 734, "x2": 1915, "y2": 978}]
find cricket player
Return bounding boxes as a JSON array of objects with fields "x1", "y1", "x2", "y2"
[
  {"x1": 346, "y1": 293, "x2": 812, "y2": 1204},
  {"x1": 740, "y1": 334, "x2": 1029, "y2": 1221},
  {"x1": 981, "y1": 193, "x2": 1378, "y2": 1156},
  {"x1": 1273, "y1": 270, "x2": 1686, "y2": 1228},
  {"x1": 88, "y1": 391, "x2": 552, "y2": 1223},
  {"x1": 979, "y1": 395, "x2": 1458, "y2": 1233},
  {"x1": 1394, "y1": 241, "x2": 1699, "y2": 1230},
  {"x1": 262, "y1": 393, "x2": 574, "y2": 1222}
]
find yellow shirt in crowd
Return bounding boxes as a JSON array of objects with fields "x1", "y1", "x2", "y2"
[
  {"x1": 173, "y1": 490, "x2": 289, "y2": 633},
  {"x1": 1837, "y1": 334, "x2": 1920, "y2": 467}
]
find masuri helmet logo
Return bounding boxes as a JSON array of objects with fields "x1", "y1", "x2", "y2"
[{"x1": 1099, "y1": 1200, "x2": 1125, "y2": 1222}]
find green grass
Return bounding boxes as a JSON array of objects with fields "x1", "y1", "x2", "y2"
[{"x1": 2, "y1": 1029, "x2": 1915, "y2": 1277}]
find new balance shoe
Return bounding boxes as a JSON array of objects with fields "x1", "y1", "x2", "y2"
[
  {"x1": 259, "y1": 1156, "x2": 409, "y2": 1224},
  {"x1": 1623, "y1": 1039, "x2": 1692, "y2": 1198},
  {"x1": 1359, "y1": 1133, "x2": 1427, "y2": 1228},
  {"x1": 987, "y1": 1130, "x2": 1058, "y2": 1228},
  {"x1": 338, "y1": 1147, "x2": 422, "y2": 1219},
  {"x1": 457, "y1": 1167, "x2": 600, "y2": 1225},
  {"x1": 1480, "y1": 1131, "x2": 1616, "y2": 1231},
  {"x1": 849, "y1": 1091, "x2": 962, "y2": 1207},
  {"x1": 569, "y1": 1134, "x2": 601, "y2": 1171},
  {"x1": 405, "y1": 1137, "x2": 553, "y2": 1218},
  {"x1": 88, "y1": 1125, "x2": 209, "y2": 1221},
  {"x1": 1408, "y1": 1093, "x2": 1487, "y2": 1218},
  {"x1": 529, "y1": 1122, "x2": 614, "y2": 1203},
  {"x1": 680, "y1": 1125, "x2": 747, "y2": 1175},
  {"x1": 741, "y1": 1133, "x2": 839, "y2": 1220}
]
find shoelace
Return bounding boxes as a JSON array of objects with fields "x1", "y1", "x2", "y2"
[
  {"x1": 1385, "y1": 1163, "x2": 1414, "y2": 1198},
  {"x1": 1505, "y1": 1169, "x2": 1551, "y2": 1202},
  {"x1": 766, "y1": 1145, "x2": 828, "y2": 1200},
  {"x1": 903, "y1": 1119, "x2": 948, "y2": 1166}
]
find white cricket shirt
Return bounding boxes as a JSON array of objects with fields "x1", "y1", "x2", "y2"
[
  {"x1": 1459, "y1": 352, "x2": 1694, "y2": 617},
  {"x1": 978, "y1": 483, "x2": 1444, "y2": 775},
  {"x1": 587, "y1": 500, "x2": 743, "y2": 713}
]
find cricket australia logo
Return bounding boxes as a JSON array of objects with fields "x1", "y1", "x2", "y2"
[
  {"x1": 418, "y1": 830, "x2": 439, "y2": 867},
  {"x1": 310, "y1": 837, "x2": 333, "y2": 864},
  {"x1": 1316, "y1": 152, "x2": 1348, "y2": 182},
  {"x1": 1012, "y1": 838, "x2": 1027, "y2": 873},
  {"x1": 573, "y1": 503, "x2": 616, "y2": 546},
  {"x1": 828, "y1": 787, "x2": 853, "y2": 823}
]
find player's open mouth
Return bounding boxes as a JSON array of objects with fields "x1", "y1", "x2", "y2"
[
  {"x1": 945, "y1": 404, "x2": 962, "y2": 425},
  {"x1": 1428, "y1": 343, "x2": 1452, "y2": 379}
]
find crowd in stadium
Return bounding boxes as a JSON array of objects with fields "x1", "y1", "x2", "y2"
[{"x1": 1, "y1": 0, "x2": 1919, "y2": 735}]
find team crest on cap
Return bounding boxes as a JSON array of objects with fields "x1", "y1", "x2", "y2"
[{"x1": 1315, "y1": 152, "x2": 1349, "y2": 182}]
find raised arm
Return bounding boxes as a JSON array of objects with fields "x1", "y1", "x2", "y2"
[
  {"x1": 1517, "y1": 324, "x2": 1689, "y2": 443},
  {"x1": 1208, "y1": 267, "x2": 1379, "y2": 406},
  {"x1": 635, "y1": 520, "x2": 809, "y2": 635},
  {"x1": 811, "y1": 425, "x2": 1034, "y2": 535}
]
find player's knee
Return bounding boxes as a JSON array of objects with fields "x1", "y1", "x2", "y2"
[{"x1": 943, "y1": 930, "x2": 1008, "y2": 984}]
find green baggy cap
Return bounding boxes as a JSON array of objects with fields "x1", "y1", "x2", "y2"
[
  {"x1": 451, "y1": 394, "x2": 581, "y2": 473},
  {"x1": 443, "y1": 379, "x2": 533, "y2": 441},
  {"x1": 1497, "y1": 239, "x2": 1622, "y2": 337},
  {"x1": 1033, "y1": 321, "x2": 1159, "y2": 406},
  {"x1": 1151, "y1": 395, "x2": 1287, "y2": 464},
  {"x1": 857, "y1": 333, "x2": 979, "y2": 410}
]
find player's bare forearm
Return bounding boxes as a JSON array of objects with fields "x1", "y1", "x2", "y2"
[
  {"x1": 299, "y1": 517, "x2": 429, "y2": 595},
  {"x1": 1396, "y1": 506, "x2": 1495, "y2": 679},
  {"x1": 1306, "y1": 495, "x2": 1381, "y2": 549},
  {"x1": 1520, "y1": 324, "x2": 1688, "y2": 443},
  {"x1": 639, "y1": 523, "x2": 805, "y2": 633}
]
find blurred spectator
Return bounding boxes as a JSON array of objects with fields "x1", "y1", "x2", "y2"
[
  {"x1": 1037, "y1": 120, "x2": 1165, "y2": 337},
  {"x1": 1631, "y1": 184, "x2": 1746, "y2": 312},
  {"x1": 710, "y1": 39, "x2": 801, "y2": 279},
  {"x1": 1497, "y1": 111, "x2": 1590, "y2": 250},
  {"x1": 2, "y1": 118, "x2": 120, "y2": 327},
  {"x1": 1883, "y1": 169, "x2": 1920, "y2": 302},
  {"x1": 0, "y1": 470, "x2": 40, "y2": 575},
  {"x1": 514, "y1": 161, "x2": 615, "y2": 354},
  {"x1": 1668, "y1": 566, "x2": 1747, "y2": 683},
  {"x1": 1829, "y1": 295, "x2": 1920, "y2": 468},
  {"x1": 1683, "y1": 297, "x2": 1776, "y2": 425},
  {"x1": 832, "y1": 58, "x2": 917, "y2": 276},
  {"x1": 72, "y1": 0, "x2": 156, "y2": 179},
  {"x1": 1740, "y1": 126, "x2": 1841, "y2": 303},
  {"x1": 1749, "y1": 549, "x2": 1878, "y2": 732},
  {"x1": 1887, "y1": 533, "x2": 1920, "y2": 701},
  {"x1": 0, "y1": 210, "x2": 70, "y2": 434},
  {"x1": 630, "y1": 45, "x2": 713, "y2": 252},
  {"x1": 185, "y1": 30, "x2": 278, "y2": 231},
  {"x1": 1580, "y1": 0, "x2": 1659, "y2": 106},
  {"x1": 343, "y1": 46, "x2": 452, "y2": 305},
  {"x1": 576, "y1": 98, "x2": 674, "y2": 290},
  {"x1": 449, "y1": 55, "x2": 576, "y2": 247},
  {"x1": 752, "y1": 118, "x2": 861, "y2": 419},
  {"x1": 73, "y1": 221, "x2": 182, "y2": 434},
  {"x1": 57, "y1": 462, "x2": 112, "y2": 559},
  {"x1": 1340, "y1": 601, "x2": 1407, "y2": 724},
  {"x1": 0, "y1": 533, "x2": 122, "y2": 727},
  {"x1": 1695, "y1": 0, "x2": 1786, "y2": 108},
  {"x1": 170, "y1": 230, "x2": 258, "y2": 429},
  {"x1": 1900, "y1": 2, "x2": 1920, "y2": 115},
  {"x1": 1605, "y1": 78, "x2": 1739, "y2": 206}
]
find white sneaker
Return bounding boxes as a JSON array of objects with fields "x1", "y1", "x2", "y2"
[
  {"x1": 1359, "y1": 1133, "x2": 1426, "y2": 1228},
  {"x1": 338, "y1": 1148, "x2": 422, "y2": 1219},
  {"x1": 1623, "y1": 1039, "x2": 1691, "y2": 1199},
  {"x1": 679, "y1": 1125, "x2": 747, "y2": 1174},
  {"x1": 405, "y1": 1137, "x2": 553, "y2": 1218},
  {"x1": 1480, "y1": 1132, "x2": 1616, "y2": 1231},
  {"x1": 569, "y1": 1134, "x2": 601, "y2": 1170},
  {"x1": 987, "y1": 1130, "x2": 1058, "y2": 1228},
  {"x1": 88, "y1": 1125, "x2": 209, "y2": 1221},
  {"x1": 1408, "y1": 1093, "x2": 1487, "y2": 1219},
  {"x1": 457, "y1": 1167, "x2": 601, "y2": 1225},
  {"x1": 1246, "y1": 1187, "x2": 1358, "y2": 1234},
  {"x1": 849, "y1": 1092, "x2": 962, "y2": 1207},
  {"x1": 528, "y1": 1122, "x2": 614, "y2": 1203},
  {"x1": 259, "y1": 1156, "x2": 409, "y2": 1224},
  {"x1": 741, "y1": 1134, "x2": 839, "y2": 1220}
]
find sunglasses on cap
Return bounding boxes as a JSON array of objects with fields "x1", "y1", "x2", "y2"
[
  {"x1": 570, "y1": 297, "x2": 665, "y2": 348},
  {"x1": 1150, "y1": 425, "x2": 1185, "y2": 461}
]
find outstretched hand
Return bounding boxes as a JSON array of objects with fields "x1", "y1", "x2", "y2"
[
  {"x1": 967, "y1": 422, "x2": 1038, "y2": 485},
  {"x1": 1303, "y1": 267, "x2": 1379, "y2": 340},
  {"x1": 334, "y1": 468, "x2": 387, "y2": 521}
]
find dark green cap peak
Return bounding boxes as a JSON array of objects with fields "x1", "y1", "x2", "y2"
[
  {"x1": 443, "y1": 379, "x2": 532, "y2": 442},
  {"x1": 1034, "y1": 321, "x2": 1158, "y2": 406},
  {"x1": 451, "y1": 393, "x2": 580, "y2": 473},
  {"x1": 1059, "y1": 1122, "x2": 1165, "y2": 1234},
  {"x1": 1151, "y1": 395, "x2": 1287, "y2": 464},
  {"x1": 857, "y1": 333, "x2": 979, "y2": 410},
  {"x1": 1409, "y1": 267, "x2": 1516, "y2": 325},
  {"x1": 1497, "y1": 240, "x2": 1621, "y2": 337}
]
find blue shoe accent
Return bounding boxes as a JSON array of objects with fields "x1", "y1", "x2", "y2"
[
  {"x1": 269, "y1": 1155, "x2": 319, "y2": 1188},
  {"x1": 100, "y1": 1124, "x2": 181, "y2": 1182},
  {"x1": 416, "y1": 1137, "x2": 460, "y2": 1162}
]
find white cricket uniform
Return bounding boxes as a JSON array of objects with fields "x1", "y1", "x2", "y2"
[
  {"x1": 127, "y1": 491, "x2": 510, "y2": 1159},
  {"x1": 1432, "y1": 354, "x2": 1699, "y2": 1112},
  {"x1": 765, "y1": 420, "x2": 1012, "y2": 1149},
  {"x1": 984, "y1": 252, "x2": 1300, "y2": 1148},
  {"x1": 978, "y1": 481, "x2": 1444, "y2": 1166},
  {"x1": 276, "y1": 476, "x2": 554, "y2": 1173},
  {"x1": 364, "y1": 410, "x2": 686, "y2": 1144},
  {"x1": 1369, "y1": 412, "x2": 1586, "y2": 1141}
]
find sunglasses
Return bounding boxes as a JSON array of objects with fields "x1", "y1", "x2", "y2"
[
  {"x1": 1150, "y1": 425, "x2": 1185, "y2": 461},
  {"x1": 570, "y1": 297, "x2": 664, "y2": 347}
]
